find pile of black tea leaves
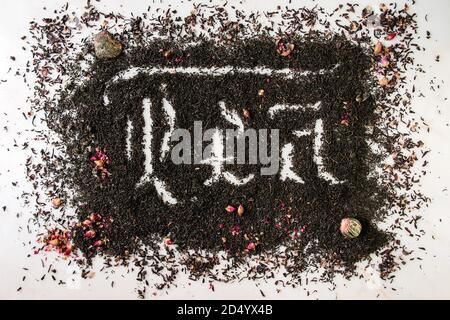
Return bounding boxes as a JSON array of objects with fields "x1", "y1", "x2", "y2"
[{"x1": 18, "y1": 1, "x2": 431, "y2": 297}]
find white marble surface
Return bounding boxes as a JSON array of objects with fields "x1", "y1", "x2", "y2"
[{"x1": 0, "y1": 0, "x2": 449, "y2": 299}]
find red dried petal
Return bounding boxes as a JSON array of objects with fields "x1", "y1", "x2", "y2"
[
  {"x1": 225, "y1": 205, "x2": 236, "y2": 213},
  {"x1": 93, "y1": 240, "x2": 103, "y2": 247},
  {"x1": 385, "y1": 33, "x2": 396, "y2": 40},
  {"x1": 84, "y1": 230, "x2": 96, "y2": 238}
]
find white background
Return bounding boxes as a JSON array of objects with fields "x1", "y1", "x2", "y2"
[{"x1": 0, "y1": 0, "x2": 449, "y2": 299}]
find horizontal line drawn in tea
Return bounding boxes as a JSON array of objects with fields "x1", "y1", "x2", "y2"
[{"x1": 103, "y1": 64, "x2": 341, "y2": 105}]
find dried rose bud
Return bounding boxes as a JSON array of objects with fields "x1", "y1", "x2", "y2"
[
  {"x1": 48, "y1": 239, "x2": 60, "y2": 246},
  {"x1": 225, "y1": 205, "x2": 236, "y2": 213},
  {"x1": 84, "y1": 230, "x2": 96, "y2": 238},
  {"x1": 82, "y1": 219, "x2": 92, "y2": 226},
  {"x1": 90, "y1": 213, "x2": 102, "y2": 221},
  {"x1": 164, "y1": 237, "x2": 173, "y2": 246},
  {"x1": 230, "y1": 225, "x2": 241, "y2": 236},
  {"x1": 93, "y1": 240, "x2": 103, "y2": 247},
  {"x1": 279, "y1": 43, "x2": 294, "y2": 57},
  {"x1": 380, "y1": 55, "x2": 390, "y2": 67},
  {"x1": 374, "y1": 42, "x2": 383, "y2": 55},
  {"x1": 340, "y1": 218, "x2": 362, "y2": 239},
  {"x1": 62, "y1": 242, "x2": 73, "y2": 255},
  {"x1": 40, "y1": 68, "x2": 49, "y2": 77},
  {"x1": 163, "y1": 49, "x2": 173, "y2": 59},
  {"x1": 246, "y1": 242, "x2": 256, "y2": 251},
  {"x1": 379, "y1": 77, "x2": 389, "y2": 87},
  {"x1": 258, "y1": 89, "x2": 265, "y2": 97},
  {"x1": 64, "y1": 247, "x2": 72, "y2": 256},
  {"x1": 52, "y1": 198, "x2": 62, "y2": 209},
  {"x1": 174, "y1": 56, "x2": 183, "y2": 64},
  {"x1": 237, "y1": 204, "x2": 244, "y2": 217},
  {"x1": 94, "y1": 160, "x2": 104, "y2": 168}
]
